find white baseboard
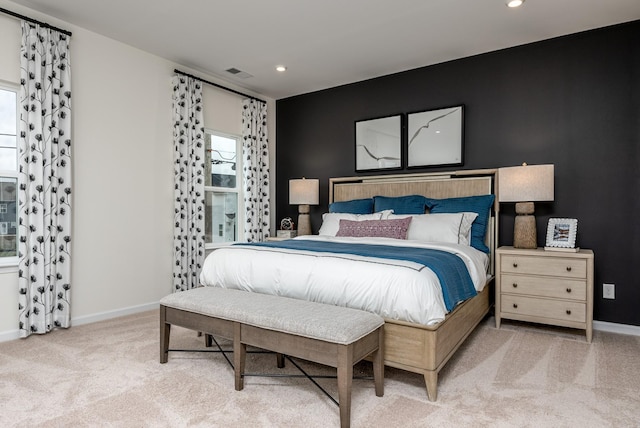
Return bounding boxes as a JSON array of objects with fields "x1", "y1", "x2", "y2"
[
  {"x1": 0, "y1": 329, "x2": 19, "y2": 343},
  {"x1": 593, "y1": 320, "x2": 640, "y2": 337},
  {"x1": 71, "y1": 301, "x2": 159, "y2": 326},
  {"x1": 0, "y1": 301, "x2": 159, "y2": 343}
]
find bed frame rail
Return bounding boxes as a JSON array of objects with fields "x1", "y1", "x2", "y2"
[{"x1": 329, "y1": 169, "x2": 498, "y2": 400}]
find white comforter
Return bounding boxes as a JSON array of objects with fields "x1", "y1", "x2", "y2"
[{"x1": 199, "y1": 235, "x2": 489, "y2": 326}]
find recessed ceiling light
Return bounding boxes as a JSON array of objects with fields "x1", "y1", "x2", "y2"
[
  {"x1": 276, "y1": 65, "x2": 287, "y2": 72},
  {"x1": 506, "y1": 0, "x2": 524, "y2": 7}
]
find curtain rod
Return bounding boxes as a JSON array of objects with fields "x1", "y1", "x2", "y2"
[
  {"x1": 174, "y1": 69, "x2": 266, "y2": 105},
  {"x1": 0, "y1": 7, "x2": 72, "y2": 37}
]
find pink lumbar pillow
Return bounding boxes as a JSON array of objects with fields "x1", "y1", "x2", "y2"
[{"x1": 336, "y1": 217, "x2": 412, "y2": 240}]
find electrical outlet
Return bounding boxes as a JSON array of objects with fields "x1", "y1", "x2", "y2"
[{"x1": 603, "y1": 283, "x2": 615, "y2": 299}]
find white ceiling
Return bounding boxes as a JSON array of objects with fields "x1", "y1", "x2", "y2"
[{"x1": 7, "y1": 0, "x2": 640, "y2": 99}]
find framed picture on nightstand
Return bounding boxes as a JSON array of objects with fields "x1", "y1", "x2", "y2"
[
  {"x1": 545, "y1": 218, "x2": 578, "y2": 250},
  {"x1": 276, "y1": 230, "x2": 297, "y2": 239}
]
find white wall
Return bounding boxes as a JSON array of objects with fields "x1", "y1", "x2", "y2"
[
  {"x1": 204, "y1": 86, "x2": 243, "y2": 134},
  {"x1": 0, "y1": 3, "x2": 275, "y2": 340}
]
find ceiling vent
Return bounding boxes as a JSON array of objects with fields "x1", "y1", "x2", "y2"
[{"x1": 225, "y1": 67, "x2": 253, "y2": 79}]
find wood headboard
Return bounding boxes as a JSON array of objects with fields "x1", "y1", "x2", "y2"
[{"x1": 329, "y1": 169, "x2": 499, "y2": 275}]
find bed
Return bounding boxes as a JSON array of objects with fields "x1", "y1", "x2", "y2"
[{"x1": 200, "y1": 169, "x2": 498, "y2": 400}]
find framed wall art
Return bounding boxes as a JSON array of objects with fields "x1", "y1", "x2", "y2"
[
  {"x1": 355, "y1": 114, "x2": 402, "y2": 172},
  {"x1": 545, "y1": 218, "x2": 578, "y2": 249},
  {"x1": 407, "y1": 105, "x2": 463, "y2": 168}
]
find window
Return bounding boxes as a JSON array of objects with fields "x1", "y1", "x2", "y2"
[
  {"x1": 0, "y1": 84, "x2": 18, "y2": 261},
  {"x1": 204, "y1": 130, "x2": 243, "y2": 246}
]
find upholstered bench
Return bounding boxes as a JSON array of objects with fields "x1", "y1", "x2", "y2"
[{"x1": 159, "y1": 287, "x2": 384, "y2": 428}]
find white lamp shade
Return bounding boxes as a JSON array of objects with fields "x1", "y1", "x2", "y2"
[
  {"x1": 289, "y1": 178, "x2": 319, "y2": 205},
  {"x1": 498, "y1": 164, "x2": 554, "y2": 202}
]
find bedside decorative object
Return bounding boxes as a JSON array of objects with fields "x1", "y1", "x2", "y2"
[
  {"x1": 276, "y1": 230, "x2": 297, "y2": 239},
  {"x1": 289, "y1": 178, "x2": 319, "y2": 236},
  {"x1": 355, "y1": 114, "x2": 402, "y2": 171},
  {"x1": 495, "y1": 246, "x2": 594, "y2": 342},
  {"x1": 280, "y1": 217, "x2": 294, "y2": 231},
  {"x1": 545, "y1": 218, "x2": 578, "y2": 250},
  {"x1": 498, "y1": 163, "x2": 554, "y2": 249},
  {"x1": 407, "y1": 105, "x2": 463, "y2": 168}
]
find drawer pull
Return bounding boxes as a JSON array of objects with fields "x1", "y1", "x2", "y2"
[
  {"x1": 566, "y1": 288, "x2": 572, "y2": 293},
  {"x1": 566, "y1": 310, "x2": 571, "y2": 315},
  {"x1": 513, "y1": 303, "x2": 518, "y2": 309},
  {"x1": 513, "y1": 263, "x2": 518, "y2": 268},
  {"x1": 566, "y1": 266, "x2": 572, "y2": 272},
  {"x1": 512, "y1": 283, "x2": 518, "y2": 288}
]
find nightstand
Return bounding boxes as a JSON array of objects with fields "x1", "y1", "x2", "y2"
[{"x1": 495, "y1": 246, "x2": 594, "y2": 342}]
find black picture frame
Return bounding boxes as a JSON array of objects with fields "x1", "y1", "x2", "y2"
[
  {"x1": 355, "y1": 114, "x2": 402, "y2": 172},
  {"x1": 407, "y1": 105, "x2": 464, "y2": 168}
]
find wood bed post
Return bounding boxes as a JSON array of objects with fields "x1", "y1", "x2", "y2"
[{"x1": 424, "y1": 371, "x2": 438, "y2": 401}]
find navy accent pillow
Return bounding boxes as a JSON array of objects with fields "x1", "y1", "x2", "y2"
[
  {"x1": 425, "y1": 194, "x2": 495, "y2": 253},
  {"x1": 329, "y1": 198, "x2": 374, "y2": 214},
  {"x1": 373, "y1": 195, "x2": 427, "y2": 215}
]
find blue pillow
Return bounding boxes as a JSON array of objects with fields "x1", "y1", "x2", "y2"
[
  {"x1": 329, "y1": 198, "x2": 374, "y2": 214},
  {"x1": 425, "y1": 194, "x2": 495, "y2": 253},
  {"x1": 373, "y1": 195, "x2": 427, "y2": 215}
]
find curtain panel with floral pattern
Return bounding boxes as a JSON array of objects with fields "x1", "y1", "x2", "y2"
[
  {"x1": 172, "y1": 75, "x2": 205, "y2": 292},
  {"x1": 18, "y1": 21, "x2": 73, "y2": 337},
  {"x1": 241, "y1": 99, "x2": 270, "y2": 242}
]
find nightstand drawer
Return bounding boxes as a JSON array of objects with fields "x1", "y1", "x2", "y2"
[
  {"x1": 501, "y1": 274, "x2": 586, "y2": 301},
  {"x1": 501, "y1": 295, "x2": 586, "y2": 323},
  {"x1": 501, "y1": 255, "x2": 586, "y2": 279}
]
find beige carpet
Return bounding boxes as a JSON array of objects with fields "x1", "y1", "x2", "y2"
[{"x1": 1, "y1": 310, "x2": 639, "y2": 427}]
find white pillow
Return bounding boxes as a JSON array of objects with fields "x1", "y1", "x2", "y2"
[
  {"x1": 387, "y1": 212, "x2": 478, "y2": 245},
  {"x1": 318, "y1": 211, "x2": 389, "y2": 236}
]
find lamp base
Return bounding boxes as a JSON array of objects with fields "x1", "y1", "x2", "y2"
[
  {"x1": 297, "y1": 204, "x2": 311, "y2": 236},
  {"x1": 513, "y1": 202, "x2": 537, "y2": 249}
]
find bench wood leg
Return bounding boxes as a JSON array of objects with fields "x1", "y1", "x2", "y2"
[
  {"x1": 160, "y1": 306, "x2": 170, "y2": 364},
  {"x1": 373, "y1": 328, "x2": 384, "y2": 397},
  {"x1": 233, "y1": 323, "x2": 246, "y2": 391},
  {"x1": 337, "y1": 344, "x2": 353, "y2": 428},
  {"x1": 276, "y1": 353, "x2": 285, "y2": 368},
  {"x1": 204, "y1": 334, "x2": 213, "y2": 347}
]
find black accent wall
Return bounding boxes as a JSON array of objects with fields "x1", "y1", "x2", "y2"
[{"x1": 275, "y1": 21, "x2": 640, "y2": 326}]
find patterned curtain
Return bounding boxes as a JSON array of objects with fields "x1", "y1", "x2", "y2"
[
  {"x1": 242, "y1": 99, "x2": 270, "y2": 242},
  {"x1": 172, "y1": 75, "x2": 205, "y2": 292},
  {"x1": 18, "y1": 22, "x2": 72, "y2": 338}
]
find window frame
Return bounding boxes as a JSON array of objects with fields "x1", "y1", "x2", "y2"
[
  {"x1": 0, "y1": 81, "x2": 19, "y2": 269},
  {"x1": 204, "y1": 129, "x2": 244, "y2": 249}
]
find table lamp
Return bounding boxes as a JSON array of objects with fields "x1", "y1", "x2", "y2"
[
  {"x1": 498, "y1": 163, "x2": 554, "y2": 249},
  {"x1": 289, "y1": 178, "x2": 319, "y2": 236}
]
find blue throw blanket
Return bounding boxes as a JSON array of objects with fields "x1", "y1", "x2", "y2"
[{"x1": 235, "y1": 240, "x2": 477, "y2": 311}]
